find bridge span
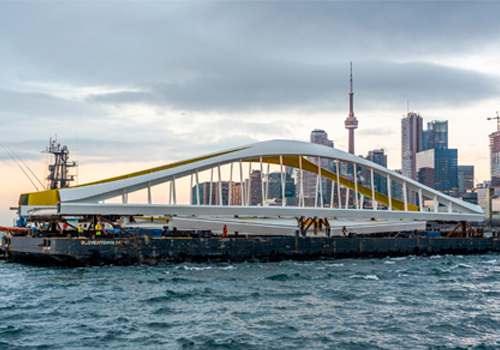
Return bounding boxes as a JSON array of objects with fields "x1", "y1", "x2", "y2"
[{"x1": 16, "y1": 140, "x2": 483, "y2": 236}]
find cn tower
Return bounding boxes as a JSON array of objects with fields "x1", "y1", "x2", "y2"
[{"x1": 344, "y1": 62, "x2": 358, "y2": 154}]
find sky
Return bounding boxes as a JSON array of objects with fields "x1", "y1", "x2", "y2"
[{"x1": 0, "y1": 1, "x2": 499, "y2": 225}]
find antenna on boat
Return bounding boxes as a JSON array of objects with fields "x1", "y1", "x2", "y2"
[
  {"x1": 1, "y1": 145, "x2": 40, "y2": 191},
  {"x1": 43, "y1": 136, "x2": 77, "y2": 189}
]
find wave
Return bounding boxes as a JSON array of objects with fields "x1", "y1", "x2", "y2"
[{"x1": 349, "y1": 275, "x2": 379, "y2": 280}]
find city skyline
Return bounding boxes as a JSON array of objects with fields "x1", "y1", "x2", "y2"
[{"x1": 0, "y1": 1, "x2": 499, "y2": 225}]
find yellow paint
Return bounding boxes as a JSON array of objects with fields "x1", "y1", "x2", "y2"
[
  {"x1": 246, "y1": 155, "x2": 419, "y2": 211},
  {"x1": 19, "y1": 189, "x2": 59, "y2": 206}
]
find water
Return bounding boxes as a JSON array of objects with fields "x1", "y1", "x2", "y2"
[{"x1": 1, "y1": 254, "x2": 500, "y2": 350}]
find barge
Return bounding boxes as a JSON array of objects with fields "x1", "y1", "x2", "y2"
[
  {"x1": 1, "y1": 138, "x2": 488, "y2": 266},
  {"x1": 2, "y1": 234, "x2": 499, "y2": 266}
]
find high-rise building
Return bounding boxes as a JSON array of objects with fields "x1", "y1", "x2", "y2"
[
  {"x1": 401, "y1": 112, "x2": 423, "y2": 181},
  {"x1": 423, "y1": 121, "x2": 448, "y2": 151},
  {"x1": 248, "y1": 170, "x2": 263, "y2": 206},
  {"x1": 300, "y1": 129, "x2": 334, "y2": 205},
  {"x1": 230, "y1": 182, "x2": 245, "y2": 206},
  {"x1": 416, "y1": 148, "x2": 458, "y2": 196},
  {"x1": 344, "y1": 62, "x2": 358, "y2": 154},
  {"x1": 192, "y1": 181, "x2": 229, "y2": 205},
  {"x1": 267, "y1": 173, "x2": 282, "y2": 201},
  {"x1": 458, "y1": 165, "x2": 474, "y2": 194},
  {"x1": 364, "y1": 149, "x2": 388, "y2": 195},
  {"x1": 267, "y1": 172, "x2": 295, "y2": 203},
  {"x1": 490, "y1": 130, "x2": 500, "y2": 186},
  {"x1": 417, "y1": 167, "x2": 435, "y2": 189},
  {"x1": 191, "y1": 183, "x2": 204, "y2": 205}
]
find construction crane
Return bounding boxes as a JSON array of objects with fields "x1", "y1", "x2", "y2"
[{"x1": 487, "y1": 111, "x2": 500, "y2": 132}]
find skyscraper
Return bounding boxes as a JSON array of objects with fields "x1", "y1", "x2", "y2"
[
  {"x1": 344, "y1": 62, "x2": 358, "y2": 155},
  {"x1": 401, "y1": 112, "x2": 423, "y2": 181},
  {"x1": 458, "y1": 165, "x2": 474, "y2": 194},
  {"x1": 364, "y1": 149, "x2": 388, "y2": 195},
  {"x1": 248, "y1": 170, "x2": 263, "y2": 206},
  {"x1": 490, "y1": 130, "x2": 500, "y2": 186},
  {"x1": 192, "y1": 181, "x2": 229, "y2": 205},
  {"x1": 266, "y1": 172, "x2": 295, "y2": 205},
  {"x1": 416, "y1": 148, "x2": 458, "y2": 196},
  {"x1": 300, "y1": 129, "x2": 334, "y2": 205},
  {"x1": 423, "y1": 120, "x2": 448, "y2": 151}
]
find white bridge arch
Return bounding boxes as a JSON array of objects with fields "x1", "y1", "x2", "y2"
[{"x1": 20, "y1": 140, "x2": 483, "y2": 236}]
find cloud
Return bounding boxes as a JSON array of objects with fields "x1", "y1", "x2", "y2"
[
  {"x1": 87, "y1": 61, "x2": 500, "y2": 113},
  {"x1": 1, "y1": 1, "x2": 500, "y2": 87},
  {"x1": 0, "y1": 88, "x2": 103, "y2": 122}
]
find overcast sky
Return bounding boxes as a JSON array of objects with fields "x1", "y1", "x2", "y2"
[{"x1": 0, "y1": 1, "x2": 499, "y2": 224}]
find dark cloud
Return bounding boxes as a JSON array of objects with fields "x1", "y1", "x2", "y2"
[
  {"x1": 0, "y1": 88, "x2": 102, "y2": 122},
  {"x1": 87, "y1": 61, "x2": 499, "y2": 112},
  {"x1": 1, "y1": 1, "x2": 499, "y2": 87}
]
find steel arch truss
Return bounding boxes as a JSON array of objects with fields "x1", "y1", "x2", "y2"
[{"x1": 20, "y1": 140, "x2": 483, "y2": 223}]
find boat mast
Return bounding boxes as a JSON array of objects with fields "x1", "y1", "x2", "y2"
[{"x1": 43, "y1": 136, "x2": 77, "y2": 190}]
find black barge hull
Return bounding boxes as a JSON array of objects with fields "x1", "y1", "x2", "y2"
[{"x1": 2, "y1": 236, "x2": 500, "y2": 266}]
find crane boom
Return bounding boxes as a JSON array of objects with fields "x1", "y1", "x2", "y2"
[{"x1": 487, "y1": 111, "x2": 500, "y2": 132}]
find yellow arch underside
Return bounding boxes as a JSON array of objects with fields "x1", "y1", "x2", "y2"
[{"x1": 246, "y1": 156, "x2": 419, "y2": 212}]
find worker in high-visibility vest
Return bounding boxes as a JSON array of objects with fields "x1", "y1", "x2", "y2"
[
  {"x1": 78, "y1": 224, "x2": 84, "y2": 237},
  {"x1": 222, "y1": 225, "x2": 228, "y2": 237},
  {"x1": 95, "y1": 223, "x2": 102, "y2": 236}
]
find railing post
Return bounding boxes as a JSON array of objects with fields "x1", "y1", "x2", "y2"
[
  {"x1": 387, "y1": 174, "x2": 392, "y2": 210},
  {"x1": 147, "y1": 181, "x2": 152, "y2": 205},
  {"x1": 371, "y1": 168, "x2": 376, "y2": 210},
  {"x1": 172, "y1": 176, "x2": 176, "y2": 205},
  {"x1": 196, "y1": 170, "x2": 200, "y2": 206},
  {"x1": 218, "y1": 164, "x2": 222, "y2": 205},
  {"x1": 330, "y1": 171, "x2": 334, "y2": 209},
  {"x1": 354, "y1": 163, "x2": 358, "y2": 209},
  {"x1": 190, "y1": 174, "x2": 193, "y2": 205},
  {"x1": 228, "y1": 163, "x2": 233, "y2": 206},
  {"x1": 314, "y1": 174, "x2": 319, "y2": 208},
  {"x1": 266, "y1": 161, "x2": 270, "y2": 205},
  {"x1": 299, "y1": 155, "x2": 304, "y2": 207},
  {"x1": 209, "y1": 168, "x2": 213, "y2": 206},
  {"x1": 336, "y1": 160, "x2": 341, "y2": 209},
  {"x1": 403, "y1": 181, "x2": 408, "y2": 211},
  {"x1": 345, "y1": 188, "x2": 350, "y2": 209},
  {"x1": 240, "y1": 159, "x2": 245, "y2": 206},
  {"x1": 418, "y1": 188, "x2": 423, "y2": 212},
  {"x1": 280, "y1": 155, "x2": 285, "y2": 207},
  {"x1": 260, "y1": 156, "x2": 264, "y2": 206},
  {"x1": 248, "y1": 160, "x2": 252, "y2": 206},
  {"x1": 318, "y1": 156, "x2": 323, "y2": 208},
  {"x1": 169, "y1": 179, "x2": 172, "y2": 205}
]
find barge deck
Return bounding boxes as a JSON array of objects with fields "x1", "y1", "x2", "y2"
[{"x1": 2, "y1": 235, "x2": 499, "y2": 266}]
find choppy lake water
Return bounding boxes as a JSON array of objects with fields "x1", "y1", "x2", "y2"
[{"x1": 1, "y1": 254, "x2": 500, "y2": 350}]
